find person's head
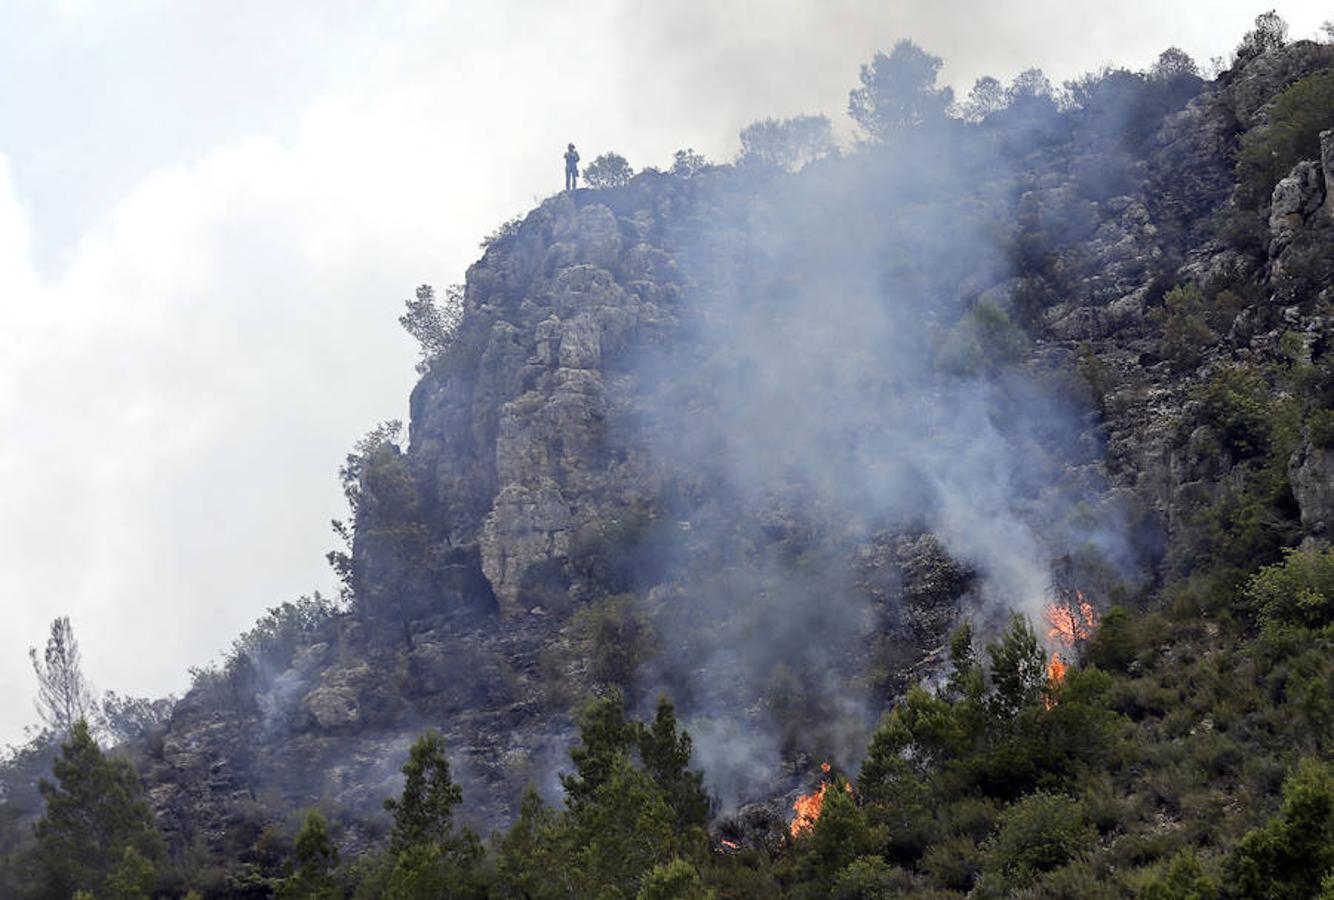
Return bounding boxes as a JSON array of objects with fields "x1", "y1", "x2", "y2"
[{"x1": 568, "y1": 143, "x2": 575, "y2": 151}]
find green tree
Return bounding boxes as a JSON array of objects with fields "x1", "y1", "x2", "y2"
[
  {"x1": 1236, "y1": 9, "x2": 1288, "y2": 61},
  {"x1": 1229, "y1": 757, "x2": 1334, "y2": 899},
  {"x1": 399, "y1": 284, "x2": 463, "y2": 374},
  {"x1": 104, "y1": 846, "x2": 156, "y2": 900},
  {"x1": 636, "y1": 858, "x2": 713, "y2": 900},
  {"x1": 1086, "y1": 605, "x2": 1136, "y2": 673},
  {"x1": 583, "y1": 152, "x2": 635, "y2": 189},
  {"x1": 637, "y1": 696, "x2": 711, "y2": 830},
  {"x1": 566, "y1": 755, "x2": 694, "y2": 898},
  {"x1": 29, "y1": 617, "x2": 96, "y2": 736},
  {"x1": 31, "y1": 721, "x2": 164, "y2": 899},
  {"x1": 1140, "y1": 848, "x2": 1220, "y2": 900},
  {"x1": 560, "y1": 691, "x2": 638, "y2": 812},
  {"x1": 980, "y1": 792, "x2": 1094, "y2": 891},
  {"x1": 737, "y1": 115, "x2": 835, "y2": 171},
  {"x1": 1236, "y1": 70, "x2": 1334, "y2": 206},
  {"x1": 1246, "y1": 545, "x2": 1334, "y2": 631},
  {"x1": 494, "y1": 788, "x2": 568, "y2": 899},
  {"x1": 1154, "y1": 284, "x2": 1216, "y2": 371},
  {"x1": 961, "y1": 75, "x2": 1008, "y2": 123},
  {"x1": 381, "y1": 730, "x2": 481, "y2": 898},
  {"x1": 986, "y1": 613, "x2": 1046, "y2": 719},
  {"x1": 277, "y1": 810, "x2": 339, "y2": 900},
  {"x1": 671, "y1": 149, "x2": 709, "y2": 178},
  {"x1": 848, "y1": 40, "x2": 954, "y2": 138}
]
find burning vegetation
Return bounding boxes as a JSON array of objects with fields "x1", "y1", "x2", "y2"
[
  {"x1": 790, "y1": 762, "x2": 852, "y2": 838},
  {"x1": 1043, "y1": 592, "x2": 1099, "y2": 707}
]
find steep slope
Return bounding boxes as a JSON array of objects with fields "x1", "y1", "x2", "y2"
[{"x1": 136, "y1": 40, "x2": 1332, "y2": 865}]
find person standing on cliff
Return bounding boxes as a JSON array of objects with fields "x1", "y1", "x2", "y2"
[{"x1": 564, "y1": 143, "x2": 580, "y2": 191}]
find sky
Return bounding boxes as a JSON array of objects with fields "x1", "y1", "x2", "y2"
[{"x1": 1, "y1": 0, "x2": 1329, "y2": 746}]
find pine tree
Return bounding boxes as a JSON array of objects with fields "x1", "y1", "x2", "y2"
[
  {"x1": 560, "y1": 690, "x2": 637, "y2": 812},
  {"x1": 382, "y1": 730, "x2": 481, "y2": 898},
  {"x1": 636, "y1": 695, "x2": 711, "y2": 829},
  {"x1": 31, "y1": 721, "x2": 163, "y2": 898},
  {"x1": 277, "y1": 810, "x2": 339, "y2": 900},
  {"x1": 29, "y1": 617, "x2": 96, "y2": 735}
]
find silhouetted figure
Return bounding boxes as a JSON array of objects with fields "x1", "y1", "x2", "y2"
[{"x1": 564, "y1": 143, "x2": 580, "y2": 191}]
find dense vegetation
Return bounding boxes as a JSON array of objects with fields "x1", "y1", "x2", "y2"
[{"x1": 3, "y1": 10, "x2": 1333, "y2": 899}]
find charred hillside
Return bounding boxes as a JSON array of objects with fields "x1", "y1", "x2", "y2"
[{"x1": 17, "y1": 29, "x2": 1330, "y2": 899}]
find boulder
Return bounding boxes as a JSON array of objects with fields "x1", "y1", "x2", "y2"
[
  {"x1": 1269, "y1": 160, "x2": 1325, "y2": 242},
  {"x1": 1290, "y1": 438, "x2": 1334, "y2": 545},
  {"x1": 1323, "y1": 130, "x2": 1334, "y2": 219}
]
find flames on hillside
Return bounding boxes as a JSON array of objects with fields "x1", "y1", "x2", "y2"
[
  {"x1": 789, "y1": 762, "x2": 853, "y2": 838},
  {"x1": 1043, "y1": 591, "x2": 1099, "y2": 709}
]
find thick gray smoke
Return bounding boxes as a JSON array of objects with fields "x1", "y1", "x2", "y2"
[{"x1": 620, "y1": 130, "x2": 1143, "y2": 808}]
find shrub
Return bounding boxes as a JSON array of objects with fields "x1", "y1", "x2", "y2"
[
  {"x1": 573, "y1": 595, "x2": 656, "y2": 687},
  {"x1": 1236, "y1": 70, "x2": 1334, "y2": 207},
  {"x1": 934, "y1": 301, "x2": 1030, "y2": 375},
  {"x1": 981, "y1": 792, "x2": 1095, "y2": 891},
  {"x1": 1195, "y1": 368, "x2": 1273, "y2": 460},
  {"x1": 1152, "y1": 284, "x2": 1215, "y2": 370},
  {"x1": 738, "y1": 115, "x2": 836, "y2": 171},
  {"x1": 848, "y1": 40, "x2": 954, "y2": 138},
  {"x1": 1246, "y1": 546, "x2": 1334, "y2": 631},
  {"x1": 584, "y1": 152, "x2": 634, "y2": 189},
  {"x1": 1228, "y1": 757, "x2": 1334, "y2": 899}
]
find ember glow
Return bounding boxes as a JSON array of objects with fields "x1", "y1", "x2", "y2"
[
  {"x1": 1047, "y1": 591, "x2": 1099, "y2": 645},
  {"x1": 790, "y1": 783, "x2": 828, "y2": 838},
  {"x1": 1043, "y1": 592, "x2": 1099, "y2": 708},
  {"x1": 790, "y1": 763, "x2": 850, "y2": 838}
]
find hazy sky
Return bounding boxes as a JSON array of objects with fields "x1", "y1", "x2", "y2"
[{"x1": 1, "y1": 0, "x2": 1328, "y2": 745}]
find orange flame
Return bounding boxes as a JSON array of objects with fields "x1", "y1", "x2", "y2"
[
  {"x1": 790, "y1": 783, "x2": 828, "y2": 838},
  {"x1": 719, "y1": 839, "x2": 740, "y2": 851},
  {"x1": 1043, "y1": 652, "x2": 1068, "y2": 710},
  {"x1": 1043, "y1": 591, "x2": 1097, "y2": 710},
  {"x1": 789, "y1": 763, "x2": 852, "y2": 838}
]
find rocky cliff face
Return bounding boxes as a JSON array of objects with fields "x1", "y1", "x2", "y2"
[{"x1": 140, "y1": 42, "x2": 1333, "y2": 854}]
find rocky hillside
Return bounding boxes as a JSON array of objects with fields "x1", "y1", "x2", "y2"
[{"x1": 132, "y1": 37, "x2": 1332, "y2": 867}]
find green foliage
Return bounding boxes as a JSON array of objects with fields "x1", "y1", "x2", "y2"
[
  {"x1": 573, "y1": 595, "x2": 656, "y2": 688},
  {"x1": 934, "y1": 300, "x2": 1030, "y2": 375},
  {"x1": 1236, "y1": 70, "x2": 1334, "y2": 207},
  {"x1": 365, "y1": 730, "x2": 484, "y2": 898},
  {"x1": 848, "y1": 39, "x2": 954, "y2": 138},
  {"x1": 384, "y1": 731, "x2": 471, "y2": 857},
  {"x1": 494, "y1": 788, "x2": 564, "y2": 898},
  {"x1": 1229, "y1": 758, "x2": 1334, "y2": 899},
  {"x1": 1196, "y1": 367, "x2": 1273, "y2": 460},
  {"x1": 1087, "y1": 605, "x2": 1136, "y2": 673},
  {"x1": 737, "y1": 115, "x2": 836, "y2": 171},
  {"x1": 584, "y1": 152, "x2": 635, "y2": 189},
  {"x1": 1140, "y1": 848, "x2": 1220, "y2": 899},
  {"x1": 980, "y1": 792, "x2": 1094, "y2": 891},
  {"x1": 480, "y1": 212, "x2": 524, "y2": 249},
  {"x1": 1076, "y1": 342, "x2": 1117, "y2": 414},
  {"x1": 276, "y1": 811, "x2": 339, "y2": 900},
  {"x1": 561, "y1": 691, "x2": 639, "y2": 812},
  {"x1": 497, "y1": 691, "x2": 710, "y2": 898},
  {"x1": 638, "y1": 696, "x2": 712, "y2": 830},
  {"x1": 986, "y1": 613, "x2": 1046, "y2": 718},
  {"x1": 636, "y1": 858, "x2": 713, "y2": 900},
  {"x1": 671, "y1": 149, "x2": 709, "y2": 178},
  {"x1": 399, "y1": 283, "x2": 463, "y2": 374},
  {"x1": 28, "y1": 617, "x2": 96, "y2": 736},
  {"x1": 104, "y1": 845, "x2": 157, "y2": 900},
  {"x1": 1235, "y1": 9, "x2": 1289, "y2": 62},
  {"x1": 1246, "y1": 546, "x2": 1334, "y2": 631},
  {"x1": 31, "y1": 721, "x2": 164, "y2": 899},
  {"x1": 1152, "y1": 284, "x2": 1216, "y2": 370}
]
